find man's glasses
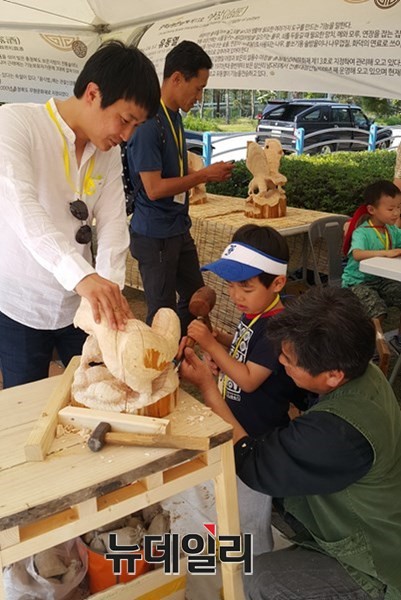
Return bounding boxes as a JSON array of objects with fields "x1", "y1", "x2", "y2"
[{"x1": 70, "y1": 199, "x2": 92, "y2": 244}]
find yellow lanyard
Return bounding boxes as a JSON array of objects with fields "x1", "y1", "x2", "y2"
[
  {"x1": 160, "y1": 99, "x2": 184, "y2": 177},
  {"x1": 368, "y1": 219, "x2": 390, "y2": 250},
  {"x1": 221, "y1": 294, "x2": 281, "y2": 399},
  {"x1": 45, "y1": 100, "x2": 96, "y2": 199}
]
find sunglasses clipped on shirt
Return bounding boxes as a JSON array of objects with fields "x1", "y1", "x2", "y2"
[{"x1": 70, "y1": 199, "x2": 92, "y2": 244}]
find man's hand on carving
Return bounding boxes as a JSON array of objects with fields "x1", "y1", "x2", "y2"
[{"x1": 75, "y1": 273, "x2": 133, "y2": 331}]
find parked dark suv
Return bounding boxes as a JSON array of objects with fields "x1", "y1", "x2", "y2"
[
  {"x1": 184, "y1": 129, "x2": 204, "y2": 155},
  {"x1": 256, "y1": 99, "x2": 392, "y2": 154}
]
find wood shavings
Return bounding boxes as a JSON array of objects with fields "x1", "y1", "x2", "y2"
[
  {"x1": 55, "y1": 424, "x2": 65, "y2": 438},
  {"x1": 185, "y1": 415, "x2": 208, "y2": 426},
  {"x1": 169, "y1": 400, "x2": 213, "y2": 428},
  {"x1": 84, "y1": 506, "x2": 169, "y2": 554},
  {"x1": 34, "y1": 548, "x2": 68, "y2": 578},
  {"x1": 146, "y1": 511, "x2": 170, "y2": 536},
  {"x1": 55, "y1": 423, "x2": 91, "y2": 440}
]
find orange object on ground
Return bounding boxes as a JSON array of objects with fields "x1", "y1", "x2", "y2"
[{"x1": 82, "y1": 540, "x2": 150, "y2": 593}]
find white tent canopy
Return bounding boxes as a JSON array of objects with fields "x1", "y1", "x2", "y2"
[
  {"x1": 1, "y1": 0, "x2": 401, "y2": 102},
  {"x1": 0, "y1": 0, "x2": 235, "y2": 31}
]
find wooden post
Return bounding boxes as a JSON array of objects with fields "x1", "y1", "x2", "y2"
[
  {"x1": 214, "y1": 441, "x2": 245, "y2": 600},
  {"x1": 24, "y1": 356, "x2": 80, "y2": 462}
]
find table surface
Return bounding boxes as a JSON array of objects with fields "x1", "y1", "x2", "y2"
[
  {"x1": 359, "y1": 256, "x2": 401, "y2": 282},
  {"x1": 0, "y1": 377, "x2": 232, "y2": 530},
  {"x1": 190, "y1": 194, "x2": 338, "y2": 236}
]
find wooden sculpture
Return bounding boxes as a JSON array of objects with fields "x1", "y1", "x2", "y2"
[
  {"x1": 71, "y1": 299, "x2": 180, "y2": 414},
  {"x1": 187, "y1": 151, "x2": 207, "y2": 205},
  {"x1": 245, "y1": 139, "x2": 287, "y2": 219}
]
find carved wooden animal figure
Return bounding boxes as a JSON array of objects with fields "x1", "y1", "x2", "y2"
[
  {"x1": 187, "y1": 151, "x2": 207, "y2": 204},
  {"x1": 245, "y1": 140, "x2": 287, "y2": 219},
  {"x1": 72, "y1": 299, "x2": 180, "y2": 413},
  {"x1": 263, "y1": 139, "x2": 287, "y2": 186}
]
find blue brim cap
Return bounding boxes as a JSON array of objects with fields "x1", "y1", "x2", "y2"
[
  {"x1": 200, "y1": 242, "x2": 287, "y2": 282},
  {"x1": 201, "y1": 260, "x2": 263, "y2": 282}
]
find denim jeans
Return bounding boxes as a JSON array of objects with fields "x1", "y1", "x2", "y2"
[
  {"x1": 244, "y1": 546, "x2": 383, "y2": 600},
  {"x1": 0, "y1": 311, "x2": 87, "y2": 388}
]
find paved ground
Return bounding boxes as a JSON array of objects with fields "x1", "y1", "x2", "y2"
[{"x1": 390, "y1": 125, "x2": 401, "y2": 150}]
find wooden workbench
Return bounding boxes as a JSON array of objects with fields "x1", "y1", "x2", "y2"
[{"x1": 0, "y1": 376, "x2": 244, "y2": 599}]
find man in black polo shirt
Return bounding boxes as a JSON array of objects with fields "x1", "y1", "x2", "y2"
[{"x1": 126, "y1": 40, "x2": 233, "y2": 334}]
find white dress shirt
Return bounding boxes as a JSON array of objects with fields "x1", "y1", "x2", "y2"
[{"x1": 0, "y1": 99, "x2": 129, "y2": 329}]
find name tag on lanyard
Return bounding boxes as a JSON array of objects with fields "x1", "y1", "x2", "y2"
[
  {"x1": 161, "y1": 100, "x2": 185, "y2": 205},
  {"x1": 174, "y1": 192, "x2": 186, "y2": 205}
]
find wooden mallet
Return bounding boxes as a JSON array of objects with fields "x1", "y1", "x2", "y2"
[
  {"x1": 188, "y1": 285, "x2": 217, "y2": 332},
  {"x1": 88, "y1": 421, "x2": 209, "y2": 452},
  {"x1": 174, "y1": 285, "x2": 216, "y2": 371}
]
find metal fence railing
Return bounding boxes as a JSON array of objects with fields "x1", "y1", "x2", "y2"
[
  {"x1": 256, "y1": 124, "x2": 393, "y2": 155},
  {"x1": 197, "y1": 125, "x2": 395, "y2": 164}
]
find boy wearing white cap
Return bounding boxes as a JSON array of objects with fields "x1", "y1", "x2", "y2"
[{"x1": 185, "y1": 224, "x2": 306, "y2": 554}]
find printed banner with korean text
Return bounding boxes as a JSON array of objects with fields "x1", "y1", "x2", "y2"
[
  {"x1": 1, "y1": 0, "x2": 400, "y2": 101},
  {"x1": 130, "y1": 0, "x2": 401, "y2": 99},
  {"x1": 0, "y1": 31, "x2": 98, "y2": 103}
]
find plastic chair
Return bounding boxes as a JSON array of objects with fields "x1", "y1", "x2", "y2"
[
  {"x1": 308, "y1": 215, "x2": 349, "y2": 287},
  {"x1": 308, "y1": 215, "x2": 391, "y2": 376}
]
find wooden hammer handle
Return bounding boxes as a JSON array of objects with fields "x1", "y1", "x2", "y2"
[
  {"x1": 104, "y1": 431, "x2": 209, "y2": 451},
  {"x1": 199, "y1": 314, "x2": 213, "y2": 332},
  {"x1": 173, "y1": 316, "x2": 211, "y2": 372},
  {"x1": 184, "y1": 317, "x2": 211, "y2": 352}
]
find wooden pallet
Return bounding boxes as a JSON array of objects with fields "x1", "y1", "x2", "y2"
[
  {"x1": 0, "y1": 378, "x2": 243, "y2": 599},
  {"x1": 24, "y1": 357, "x2": 176, "y2": 462}
]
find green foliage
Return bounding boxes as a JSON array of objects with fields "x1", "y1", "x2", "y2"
[
  {"x1": 196, "y1": 89, "x2": 401, "y2": 125},
  {"x1": 359, "y1": 97, "x2": 396, "y2": 116},
  {"x1": 206, "y1": 160, "x2": 252, "y2": 198},
  {"x1": 207, "y1": 150, "x2": 397, "y2": 215},
  {"x1": 218, "y1": 118, "x2": 257, "y2": 132},
  {"x1": 382, "y1": 115, "x2": 401, "y2": 126},
  {"x1": 185, "y1": 114, "x2": 256, "y2": 132},
  {"x1": 183, "y1": 113, "x2": 221, "y2": 132}
]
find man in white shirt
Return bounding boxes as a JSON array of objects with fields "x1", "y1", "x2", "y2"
[{"x1": 0, "y1": 40, "x2": 160, "y2": 388}]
